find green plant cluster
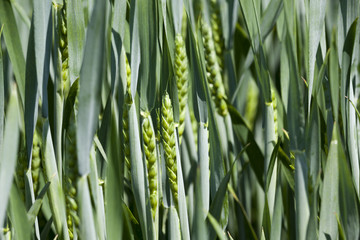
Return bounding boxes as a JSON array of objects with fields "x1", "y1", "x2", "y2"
[{"x1": 1, "y1": 0, "x2": 360, "y2": 240}]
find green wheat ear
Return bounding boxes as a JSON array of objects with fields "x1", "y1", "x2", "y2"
[
  {"x1": 201, "y1": 19, "x2": 228, "y2": 117},
  {"x1": 15, "y1": 127, "x2": 43, "y2": 200},
  {"x1": 59, "y1": 0, "x2": 70, "y2": 96},
  {"x1": 123, "y1": 56, "x2": 132, "y2": 178},
  {"x1": 122, "y1": 101, "x2": 131, "y2": 176},
  {"x1": 190, "y1": 110, "x2": 198, "y2": 150},
  {"x1": 174, "y1": 34, "x2": 189, "y2": 144},
  {"x1": 245, "y1": 80, "x2": 259, "y2": 130},
  {"x1": 65, "y1": 109, "x2": 80, "y2": 239},
  {"x1": 271, "y1": 88, "x2": 278, "y2": 140},
  {"x1": 142, "y1": 113, "x2": 158, "y2": 219},
  {"x1": 181, "y1": 7, "x2": 187, "y2": 39},
  {"x1": 126, "y1": 55, "x2": 131, "y2": 91},
  {"x1": 161, "y1": 92, "x2": 178, "y2": 205},
  {"x1": 16, "y1": 144, "x2": 26, "y2": 201},
  {"x1": 210, "y1": 0, "x2": 224, "y2": 71},
  {"x1": 31, "y1": 129, "x2": 42, "y2": 195}
]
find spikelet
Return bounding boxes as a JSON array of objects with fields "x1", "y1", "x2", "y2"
[
  {"x1": 201, "y1": 19, "x2": 228, "y2": 116},
  {"x1": 15, "y1": 129, "x2": 42, "y2": 200},
  {"x1": 59, "y1": 0, "x2": 70, "y2": 95},
  {"x1": 190, "y1": 110, "x2": 198, "y2": 150},
  {"x1": 174, "y1": 34, "x2": 189, "y2": 144},
  {"x1": 64, "y1": 109, "x2": 80, "y2": 239},
  {"x1": 161, "y1": 93, "x2": 178, "y2": 205},
  {"x1": 16, "y1": 145, "x2": 27, "y2": 201},
  {"x1": 181, "y1": 7, "x2": 187, "y2": 39},
  {"x1": 123, "y1": 56, "x2": 132, "y2": 176},
  {"x1": 271, "y1": 88, "x2": 278, "y2": 140},
  {"x1": 245, "y1": 80, "x2": 259, "y2": 130},
  {"x1": 125, "y1": 55, "x2": 131, "y2": 91},
  {"x1": 210, "y1": 0, "x2": 224, "y2": 71},
  {"x1": 31, "y1": 130, "x2": 42, "y2": 195},
  {"x1": 142, "y1": 114, "x2": 158, "y2": 219},
  {"x1": 122, "y1": 102, "x2": 131, "y2": 175},
  {"x1": 156, "y1": 108, "x2": 161, "y2": 143}
]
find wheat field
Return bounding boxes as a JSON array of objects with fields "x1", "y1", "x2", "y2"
[{"x1": 1, "y1": 0, "x2": 360, "y2": 239}]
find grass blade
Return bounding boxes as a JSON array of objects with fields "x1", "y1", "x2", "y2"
[
  {"x1": 306, "y1": 0, "x2": 326, "y2": 109},
  {"x1": 0, "y1": 26, "x2": 4, "y2": 160},
  {"x1": 42, "y1": 121, "x2": 70, "y2": 240},
  {"x1": 0, "y1": 0, "x2": 25, "y2": 105},
  {"x1": 67, "y1": 0, "x2": 85, "y2": 84},
  {"x1": 0, "y1": 87, "x2": 19, "y2": 227},
  {"x1": 76, "y1": 0, "x2": 107, "y2": 175},
  {"x1": 78, "y1": 176, "x2": 97, "y2": 240},
  {"x1": 318, "y1": 124, "x2": 340, "y2": 240},
  {"x1": 33, "y1": 0, "x2": 52, "y2": 117}
]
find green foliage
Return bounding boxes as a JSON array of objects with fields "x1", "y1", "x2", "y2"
[{"x1": 1, "y1": 0, "x2": 360, "y2": 239}]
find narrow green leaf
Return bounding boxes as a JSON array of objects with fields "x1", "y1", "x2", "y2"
[
  {"x1": 337, "y1": 0, "x2": 359, "y2": 63},
  {"x1": 42, "y1": 121, "x2": 70, "y2": 240},
  {"x1": 128, "y1": 102, "x2": 149, "y2": 239},
  {"x1": 0, "y1": 87, "x2": 19, "y2": 227},
  {"x1": 168, "y1": 207, "x2": 181, "y2": 240},
  {"x1": 139, "y1": 0, "x2": 157, "y2": 111},
  {"x1": 171, "y1": 0, "x2": 183, "y2": 34},
  {"x1": 319, "y1": 124, "x2": 341, "y2": 240},
  {"x1": 340, "y1": 18, "x2": 357, "y2": 140},
  {"x1": 24, "y1": 16, "x2": 39, "y2": 171},
  {"x1": 207, "y1": 212, "x2": 227, "y2": 240},
  {"x1": 198, "y1": 123, "x2": 209, "y2": 212},
  {"x1": 306, "y1": 176, "x2": 320, "y2": 239},
  {"x1": 192, "y1": 168, "x2": 208, "y2": 239},
  {"x1": 0, "y1": 26, "x2": 4, "y2": 157},
  {"x1": 105, "y1": 104, "x2": 124, "y2": 240},
  {"x1": 208, "y1": 167, "x2": 231, "y2": 239},
  {"x1": 227, "y1": 104, "x2": 264, "y2": 189},
  {"x1": 285, "y1": 32, "x2": 305, "y2": 151},
  {"x1": 266, "y1": 140, "x2": 280, "y2": 191},
  {"x1": 306, "y1": 0, "x2": 326, "y2": 110},
  {"x1": 177, "y1": 158, "x2": 191, "y2": 240},
  {"x1": 0, "y1": 0, "x2": 25, "y2": 105},
  {"x1": 40, "y1": 217, "x2": 54, "y2": 240},
  {"x1": 313, "y1": 49, "x2": 330, "y2": 98},
  {"x1": 76, "y1": 0, "x2": 107, "y2": 175},
  {"x1": 88, "y1": 146, "x2": 106, "y2": 240},
  {"x1": 306, "y1": 101, "x2": 321, "y2": 187},
  {"x1": 189, "y1": 17, "x2": 207, "y2": 124},
  {"x1": 270, "y1": 184, "x2": 283, "y2": 240},
  {"x1": 262, "y1": 195, "x2": 271, "y2": 240},
  {"x1": 228, "y1": 184, "x2": 258, "y2": 240},
  {"x1": 337, "y1": 216, "x2": 346, "y2": 240},
  {"x1": 129, "y1": 0, "x2": 141, "y2": 95},
  {"x1": 67, "y1": 0, "x2": 85, "y2": 84},
  {"x1": 329, "y1": 29, "x2": 340, "y2": 122},
  {"x1": 78, "y1": 177, "x2": 97, "y2": 240},
  {"x1": 113, "y1": 0, "x2": 127, "y2": 41},
  {"x1": 9, "y1": 185, "x2": 31, "y2": 240},
  {"x1": 260, "y1": 0, "x2": 283, "y2": 41},
  {"x1": 294, "y1": 151, "x2": 310, "y2": 240},
  {"x1": 33, "y1": 0, "x2": 52, "y2": 117},
  {"x1": 238, "y1": 0, "x2": 261, "y2": 49},
  {"x1": 338, "y1": 136, "x2": 360, "y2": 239},
  {"x1": 27, "y1": 183, "x2": 50, "y2": 226}
]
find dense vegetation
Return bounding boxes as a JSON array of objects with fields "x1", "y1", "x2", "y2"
[{"x1": 1, "y1": 0, "x2": 360, "y2": 239}]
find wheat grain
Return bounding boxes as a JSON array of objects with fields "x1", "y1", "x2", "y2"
[
  {"x1": 174, "y1": 34, "x2": 189, "y2": 144},
  {"x1": 161, "y1": 92, "x2": 178, "y2": 205},
  {"x1": 65, "y1": 110, "x2": 80, "y2": 239},
  {"x1": 142, "y1": 114, "x2": 158, "y2": 219},
  {"x1": 201, "y1": 19, "x2": 228, "y2": 116},
  {"x1": 210, "y1": 0, "x2": 224, "y2": 71}
]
